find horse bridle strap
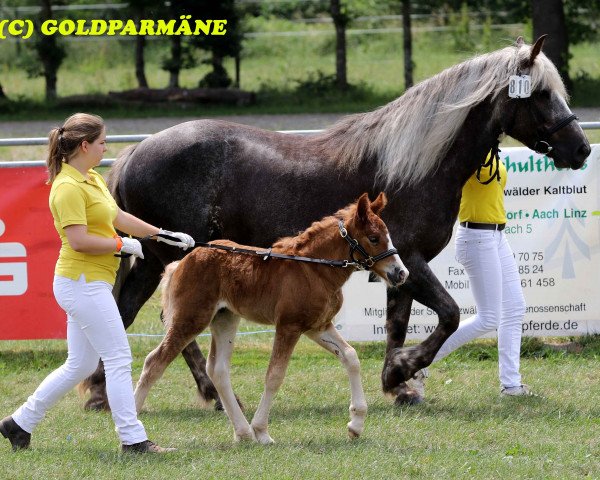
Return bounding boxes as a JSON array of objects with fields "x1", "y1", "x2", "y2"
[
  {"x1": 338, "y1": 221, "x2": 398, "y2": 270},
  {"x1": 533, "y1": 112, "x2": 578, "y2": 155}
]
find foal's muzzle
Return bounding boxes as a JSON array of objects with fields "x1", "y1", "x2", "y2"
[{"x1": 387, "y1": 266, "x2": 409, "y2": 286}]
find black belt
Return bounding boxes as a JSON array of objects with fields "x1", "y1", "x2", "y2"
[{"x1": 460, "y1": 222, "x2": 505, "y2": 231}]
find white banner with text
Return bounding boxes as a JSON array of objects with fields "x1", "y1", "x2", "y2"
[{"x1": 335, "y1": 145, "x2": 600, "y2": 341}]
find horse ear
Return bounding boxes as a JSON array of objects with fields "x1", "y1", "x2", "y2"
[
  {"x1": 515, "y1": 36, "x2": 524, "y2": 47},
  {"x1": 355, "y1": 193, "x2": 370, "y2": 224},
  {"x1": 370, "y1": 192, "x2": 388, "y2": 216},
  {"x1": 529, "y1": 34, "x2": 547, "y2": 66}
]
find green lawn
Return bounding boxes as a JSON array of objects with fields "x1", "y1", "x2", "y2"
[{"x1": 1, "y1": 292, "x2": 599, "y2": 479}]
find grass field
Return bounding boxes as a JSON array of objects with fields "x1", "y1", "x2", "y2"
[{"x1": 1, "y1": 291, "x2": 599, "y2": 479}]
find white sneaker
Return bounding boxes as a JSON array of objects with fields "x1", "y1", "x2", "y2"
[
  {"x1": 406, "y1": 368, "x2": 429, "y2": 398},
  {"x1": 500, "y1": 384, "x2": 532, "y2": 397}
]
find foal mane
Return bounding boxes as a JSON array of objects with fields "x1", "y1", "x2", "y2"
[
  {"x1": 273, "y1": 203, "x2": 356, "y2": 253},
  {"x1": 312, "y1": 40, "x2": 567, "y2": 189}
]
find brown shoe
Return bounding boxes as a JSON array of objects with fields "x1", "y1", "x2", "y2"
[
  {"x1": 0, "y1": 416, "x2": 31, "y2": 451},
  {"x1": 121, "y1": 439, "x2": 176, "y2": 454}
]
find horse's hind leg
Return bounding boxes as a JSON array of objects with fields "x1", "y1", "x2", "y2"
[
  {"x1": 250, "y1": 327, "x2": 302, "y2": 445},
  {"x1": 82, "y1": 253, "x2": 164, "y2": 411},
  {"x1": 206, "y1": 312, "x2": 253, "y2": 442},
  {"x1": 134, "y1": 314, "x2": 211, "y2": 413},
  {"x1": 306, "y1": 323, "x2": 367, "y2": 438}
]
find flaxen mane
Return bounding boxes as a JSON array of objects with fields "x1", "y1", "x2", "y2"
[{"x1": 313, "y1": 41, "x2": 567, "y2": 188}]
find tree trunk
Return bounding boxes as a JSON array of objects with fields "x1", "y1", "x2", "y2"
[
  {"x1": 330, "y1": 0, "x2": 348, "y2": 90},
  {"x1": 531, "y1": 0, "x2": 571, "y2": 90},
  {"x1": 168, "y1": 36, "x2": 182, "y2": 89},
  {"x1": 234, "y1": 52, "x2": 241, "y2": 89},
  {"x1": 402, "y1": 0, "x2": 413, "y2": 90},
  {"x1": 134, "y1": 10, "x2": 148, "y2": 88},
  {"x1": 39, "y1": 0, "x2": 58, "y2": 100}
]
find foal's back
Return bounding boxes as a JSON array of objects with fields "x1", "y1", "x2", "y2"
[{"x1": 167, "y1": 239, "x2": 346, "y2": 332}]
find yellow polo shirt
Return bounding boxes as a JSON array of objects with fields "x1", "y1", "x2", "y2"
[
  {"x1": 49, "y1": 162, "x2": 120, "y2": 284},
  {"x1": 459, "y1": 158, "x2": 507, "y2": 224}
]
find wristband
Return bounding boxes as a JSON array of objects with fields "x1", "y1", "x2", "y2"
[{"x1": 114, "y1": 235, "x2": 123, "y2": 252}]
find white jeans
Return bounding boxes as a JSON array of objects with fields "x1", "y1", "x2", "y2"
[
  {"x1": 12, "y1": 274, "x2": 147, "y2": 445},
  {"x1": 432, "y1": 226, "x2": 526, "y2": 388}
]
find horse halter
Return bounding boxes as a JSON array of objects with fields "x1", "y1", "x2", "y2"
[
  {"x1": 530, "y1": 110, "x2": 578, "y2": 155},
  {"x1": 338, "y1": 221, "x2": 398, "y2": 270}
]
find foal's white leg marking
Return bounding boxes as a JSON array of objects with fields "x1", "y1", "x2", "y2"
[
  {"x1": 251, "y1": 329, "x2": 301, "y2": 445},
  {"x1": 306, "y1": 323, "x2": 368, "y2": 438},
  {"x1": 207, "y1": 313, "x2": 255, "y2": 442}
]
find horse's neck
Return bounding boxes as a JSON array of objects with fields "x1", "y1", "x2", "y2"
[{"x1": 437, "y1": 100, "x2": 505, "y2": 192}]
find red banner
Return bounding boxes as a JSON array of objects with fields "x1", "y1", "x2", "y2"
[{"x1": 0, "y1": 166, "x2": 65, "y2": 339}]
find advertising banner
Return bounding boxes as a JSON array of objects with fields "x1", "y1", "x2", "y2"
[
  {"x1": 335, "y1": 145, "x2": 600, "y2": 341},
  {"x1": 0, "y1": 166, "x2": 64, "y2": 340}
]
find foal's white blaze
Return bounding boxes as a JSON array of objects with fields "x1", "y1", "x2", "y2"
[{"x1": 383, "y1": 233, "x2": 409, "y2": 285}]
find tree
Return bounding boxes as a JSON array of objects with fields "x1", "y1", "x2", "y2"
[
  {"x1": 330, "y1": 0, "x2": 349, "y2": 90},
  {"x1": 531, "y1": 0, "x2": 571, "y2": 89},
  {"x1": 35, "y1": 0, "x2": 65, "y2": 100},
  {"x1": 191, "y1": 0, "x2": 243, "y2": 89},
  {"x1": 402, "y1": 0, "x2": 413, "y2": 89}
]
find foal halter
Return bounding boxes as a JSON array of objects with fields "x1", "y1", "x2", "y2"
[{"x1": 338, "y1": 221, "x2": 398, "y2": 270}]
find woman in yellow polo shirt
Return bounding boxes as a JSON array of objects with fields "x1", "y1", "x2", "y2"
[
  {"x1": 415, "y1": 152, "x2": 531, "y2": 398},
  {"x1": 0, "y1": 113, "x2": 193, "y2": 453}
]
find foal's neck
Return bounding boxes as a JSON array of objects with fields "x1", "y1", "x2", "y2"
[{"x1": 291, "y1": 219, "x2": 355, "y2": 289}]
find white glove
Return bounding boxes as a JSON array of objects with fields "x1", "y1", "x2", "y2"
[
  {"x1": 120, "y1": 237, "x2": 144, "y2": 259},
  {"x1": 157, "y1": 229, "x2": 195, "y2": 251}
]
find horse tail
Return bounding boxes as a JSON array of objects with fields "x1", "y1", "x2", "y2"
[
  {"x1": 107, "y1": 144, "x2": 139, "y2": 306},
  {"x1": 160, "y1": 261, "x2": 181, "y2": 330},
  {"x1": 107, "y1": 143, "x2": 138, "y2": 209}
]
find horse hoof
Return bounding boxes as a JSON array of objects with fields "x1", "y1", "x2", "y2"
[
  {"x1": 84, "y1": 398, "x2": 110, "y2": 412},
  {"x1": 214, "y1": 395, "x2": 245, "y2": 413},
  {"x1": 393, "y1": 389, "x2": 424, "y2": 406},
  {"x1": 381, "y1": 347, "x2": 420, "y2": 392}
]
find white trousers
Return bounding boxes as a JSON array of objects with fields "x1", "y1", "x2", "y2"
[
  {"x1": 12, "y1": 274, "x2": 147, "y2": 445},
  {"x1": 432, "y1": 226, "x2": 526, "y2": 388}
]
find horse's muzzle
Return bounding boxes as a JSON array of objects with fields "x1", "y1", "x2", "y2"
[{"x1": 387, "y1": 266, "x2": 409, "y2": 286}]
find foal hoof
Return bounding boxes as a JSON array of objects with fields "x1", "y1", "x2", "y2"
[
  {"x1": 347, "y1": 427, "x2": 361, "y2": 439},
  {"x1": 234, "y1": 429, "x2": 257, "y2": 443}
]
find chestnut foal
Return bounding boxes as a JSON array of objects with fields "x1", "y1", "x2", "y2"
[{"x1": 134, "y1": 193, "x2": 408, "y2": 444}]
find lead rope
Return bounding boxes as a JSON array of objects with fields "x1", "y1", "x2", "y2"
[{"x1": 475, "y1": 142, "x2": 501, "y2": 185}]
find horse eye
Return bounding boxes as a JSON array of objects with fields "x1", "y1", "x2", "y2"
[{"x1": 368, "y1": 235, "x2": 379, "y2": 244}]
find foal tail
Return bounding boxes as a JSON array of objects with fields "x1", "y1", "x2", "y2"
[{"x1": 160, "y1": 261, "x2": 181, "y2": 329}]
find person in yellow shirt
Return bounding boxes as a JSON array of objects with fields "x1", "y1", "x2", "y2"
[
  {"x1": 414, "y1": 152, "x2": 531, "y2": 398},
  {"x1": 0, "y1": 113, "x2": 194, "y2": 453}
]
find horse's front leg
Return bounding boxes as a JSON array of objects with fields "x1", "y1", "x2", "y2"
[
  {"x1": 306, "y1": 323, "x2": 367, "y2": 439},
  {"x1": 250, "y1": 326, "x2": 302, "y2": 445},
  {"x1": 383, "y1": 287, "x2": 425, "y2": 404},
  {"x1": 382, "y1": 258, "x2": 460, "y2": 395}
]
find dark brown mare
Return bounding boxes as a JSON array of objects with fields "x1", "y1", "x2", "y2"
[
  {"x1": 81, "y1": 36, "x2": 591, "y2": 410},
  {"x1": 133, "y1": 193, "x2": 407, "y2": 442}
]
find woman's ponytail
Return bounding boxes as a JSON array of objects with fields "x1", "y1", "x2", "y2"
[{"x1": 46, "y1": 127, "x2": 64, "y2": 184}]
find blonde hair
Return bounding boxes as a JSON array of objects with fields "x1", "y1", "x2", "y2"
[{"x1": 46, "y1": 113, "x2": 105, "y2": 183}]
